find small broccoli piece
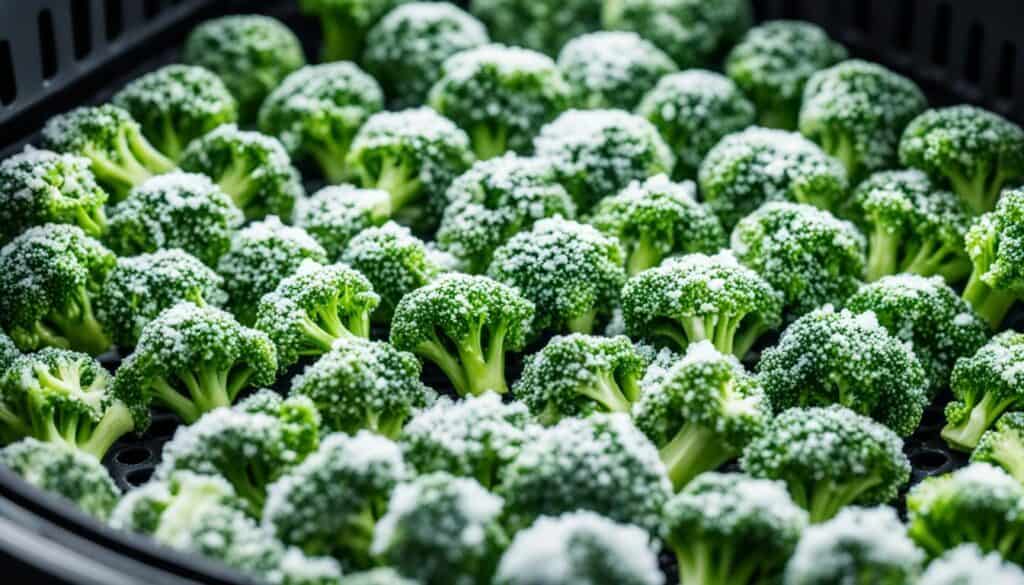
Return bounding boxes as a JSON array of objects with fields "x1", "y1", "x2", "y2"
[
  {"x1": 0, "y1": 224, "x2": 114, "y2": 355},
  {"x1": 341, "y1": 569, "x2": 419, "y2": 585},
  {"x1": 487, "y1": 217, "x2": 625, "y2": 334},
  {"x1": 907, "y1": 463, "x2": 1024, "y2": 563},
  {"x1": 637, "y1": 70, "x2": 756, "y2": 180},
  {"x1": 741, "y1": 405, "x2": 911, "y2": 523},
  {"x1": 731, "y1": 202, "x2": 866, "y2": 316},
  {"x1": 259, "y1": 62, "x2": 383, "y2": 183},
  {"x1": 276, "y1": 549, "x2": 346, "y2": 585},
  {"x1": 97, "y1": 250, "x2": 228, "y2": 348},
  {"x1": 429, "y1": 44, "x2": 571, "y2": 159},
  {"x1": 0, "y1": 148, "x2": 108, "y2": 241},
  {"x1": 0, "y1": 332, "x2": 19, "y2": 379},
  {"x1": 853, "y1": 170, "x2": 973, "y2": 282},
  {"x1": 112, "y1": 64, "x2": 237, "y2": 161},
  {"x1": 663, "y1": 472, "x2": 807, "y2": 585},
  {"x1": 112, "y1": 302, "x2": 276, "y2": 428},
  {"x1": 110, "y1": 470, "x2": 240, "y2": 536},
  {"x1": 973, "y1": 413, "x2": 1024, "y2": 485},
  {"x1": 106, "y1": 172, "x2": 242, "y2": 267},
  {"x1": 961, "y1": 188, "x2": 1024, "y2": 328},
  {"x1": 0, "y1": 438, "x2": 119, "y2": 519},
  {"x1": 236, "y1": 389, "x2": 321, "y2": 461},
  {"x1": 294, "y1": 185, "x2": 391, "y2": 260},
  {"x1": 263, "y1": 431, "x2": 409, "y2": 568},
  {"x1": 471, "y1": 0, "x2": 600, "y2": 56},
  {"x1": 299, "y1": 0, "x2": 406, "y2": 62},
  {"x1": 364, "y1": 3, "x2": 488, "y2": 109},
  {"x1": 941, "y1": 331, "x2": 1024, "y2": 451},
  {"x1": 919, "y1": 544, "x2": 1024, "y2": 585},
  {"x1": 557, "y1": 31, "x2": 676, "y2": 111},
  {"x1": 799, "y1": 60, "x2": 927, "y2": 180},
  {"x1": 725, "y1": 20, "x2": 847, "y2": 130},
  {"x1": 290, "y1": 338, "x2": 433, "y2": 438},
  {"x1": 500, "y1": 413, "x2": 671, "y2": 533},
  {"x1": 183, "y1": 15, "x2": 306, "y2": 123}
]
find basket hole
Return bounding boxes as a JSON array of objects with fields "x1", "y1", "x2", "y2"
[
  {"x1": 0, "y1": 41, "x2": 15, "y2": 105},
  {"x1": 104, "y1": 0, "x2": 124, "y2": 41},
  {"x1": 125, "y1": 468, "x2": 154, "y2": 487},
  {"x1": 70, "y1": 0, "x2": 92, "y2": 59},
  {"x1": 910, "y1": 449, "x2": 949, "y2": 470},
  {"x1": 931, "y1": 2, "x2": 952, "y2": 67},
  {"x1": 893, "y1": 0, "x2": 915, "y2": 51},
  {"x1": 852, "y1": 0, "x2": 872, "y2": 33},
  {"x1": 997, "y1": 41, "x2": 1016, "y2": 99},
  {"x1": 964, "y1": 23, "x2": 984, "y2": 84},
  {"x1": 115, "y1": 447, "x2": 151, "y2": 465},
  {"x1": 37, "y1": 10, "x2": 58, "y2": 80}
]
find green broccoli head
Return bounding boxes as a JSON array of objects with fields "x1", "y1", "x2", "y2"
[
  {"x1": 919, "y1": 544, "x2": 1024, "y2": 585},
  {"x1": 725, "y1": 20, "x2": 847, "y2": 130},
  {"x1": 663, "y1": 472, "x2": 808, "y2": 585},
  {"x1": 106, "y1": 172, "x2": 243, "y2": 267},
  {"x1": 299, "y1": 0, "x2": 408, "y2": 61},
  {"x1": 487, "y1": 217, "x2": 626, "y2": 334},
  {"x1": 237, "y1": 389, "x2": 321, "y2": 462},
  {"x1": 741, "y1": 405, "x2": 911, "y2": 523},
  {"x1": 907, "y1": 463, "x2": 1024, "y2": 563},
  {"x1": 183, "y1": 15, "x2": 306, "y2": 123},
  {"x1": 259, "y1": 62, "x2": 384, "y2": 183},
  {"x1": 558, "y1": 31, "x2": 677, "y2": 111},
  {"x1": 41, "y1": 104, "x2": 175, "y2": 200},
  {"x1": 972, "y1": 412, "x2": 1024, "y2": 486},
  {"x1": 429, "y1": 44, "x2": 571, "y2": 159},
  {"x1": 637, "y1": 70, "x2": 756, "y2": 180},
  {"x1": 471, "y1": 0, "x2": 600, "y2": 55},
  {"x1": 112, "y1": 64, "x2": 237, "y2": 161},
  {"x1": 0, "y1": 438, "x2": 119, "y2": 520},
  {"x1": 0, "y1": 331, "x2": 19, "y2": 378},
  {"x1": 942, "y1": 331, "x2": 1024, "y2": 451},
  {"x1": 0, "y1": 223, "x2": 114, "y2": 355},
  {"x1": 799, "y1": 59, "x2": 927, "y2": 180},
  {"x1": 961, "y1": 188, "x2": 1024, "y2": 328},
  {"x1": 295, "y1": 185, "x2": 391, "y2": 260},
  {"x1": 0, "y1": 148, "x2": 108, "y2": 240},
  {"x1": 276, "y1": 549, "x2": 346, "y2": 585},
  {"x1": 97, "y1": 249, "x2": 228, "y2": 348}
]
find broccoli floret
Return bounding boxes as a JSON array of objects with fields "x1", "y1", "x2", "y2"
[
  {"x1": 500, "y1": 413, "x2": 671, "y2": 533},
  {"x1": 699, "y1": 128, "x2": 850, "y2": 228},
  {"x1": 663, "y1": 472, "x2": 808, "y2": 585},
  {"x1": 846, "y1": 275, "x2": 989, "y2": 396},
  {"x1": 183, "y1": 15, "x2": 306, "y2": 123},
  {"x1": 637, "y1": 70, "x2": 756, "y2": 180},
  {"x1": 907, "y1": 463, "x2": 1024, "y2": 563},
  {"x1": 799, "y1": 59, "x2": 927, "y2": 180},
  {"x1": 0, "y1": 438, "x2": 119, "y2": 520},
  {"x1": 259, "y1": 62, "x2": 383, "y2": 183},
  {"x1": 487, "y1": 217, "x2": 626, "y2": 334},
  {"x1": 289, "y1": 338, "x2": 433, "y2": 438},
  {"x1": 364, "y1": 3, "x2": 489, "y2": 109},
  {"x1": 731, "y1": 202, "x2": 866, "y2": 316},
  {"x1": 0, "y1": 332, "x2": 19, "y2": 379},
  {"x1": 961, "y1": 188, "x2": 1024, "y2": 328},
  {"x1": 783, "y1": 506, "x2": 924, "y2": 585},
  {"x1": 295, "y1": 186, "x2": 391, "y2": 260},
  {"x1": 471, "y1": 0, "x2": 600, "y2": 56},
  {"x1": 341, "y1": 569, "x2": 419, "y2": 585},
  {"x1": 371, "y1": 472, "x2": 506, "y2": 585},
  {"x1": 941, "y1": 331, "x2": 1024, "y2": 451},
  {"x1": 96, "y1": 249, "x2": 228, "y2": 348},
  {"x1": 973, "y1": 413, "x2": 1024, "y2": 485},
  {"x1": 853, "y1": 170, "x2": 973, "y2": 282},
  {"x1": 112, "y1": 302, "x2": 277, "y2": 428},
  {"x1": 532, "y1": 109, "x2": 674, "y2": 212},
  {"x1": 112, "y1": 64, "x2": 237, "y2": 162},
  {"x1": 236, "y1": 389, "x2": 321, "y2": 460},
  {"x1": 429, "y1": 44, "x2": 571, "y2": 159},
  {"x1": 299, "y1": 0, "x2": 406, "y2": 62},
  {"x1": 276, "y1": 549, "x2": 345, "y2": 585},
  {"x1": 919, "y1": 544, "x2": 1024, "y2": 585},
  {"x1": 106, "y1": 172, "x2": 242, "y2": 267},
  {"x1": 0, "y1": 148, "x2": 108, "y2": 241},
  {"x1": 0, "y1": 224, "x2": 114, "y2": 355},
  {"x1": 557, "y1": 31, "x2": 676, "y2": 111},
  {"x1": 900, "y1": 105, "x2": 1024, "y2": 215},
  {"x1": 741, "y1": 405, "x2": 911, "y2": 523},
  {"x1": 725, "y1": 20, "x2": 847, "y2": 130}
]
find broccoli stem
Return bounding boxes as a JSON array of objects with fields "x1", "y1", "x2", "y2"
[
  {"x1": 368, "y1": 157, "x2": 423, "y2": 213},
  {"x1": 217, "y1": 158, "x2": 258, "y2": 216},
  {"x1": 47, "y1": 287, "x2": 111, "y2": 356},
  {"x1": 566, "y1": 310, "x2": 598, "y2": 334},
  {"x1": 416, "y1": 336, "x2": 470, "y2": 397},
  {"x1": 310, "y1": 141, "x2": 354, "y2": 184},
  {"x1": 73, "y1": 206, "x2": 108, "y2": 239},
  {"x1": 866, "y1": 227, "x2": 900, "y2": 281},
  {"x1": 79, "y1": 401, "x2": 134, "y2": 460},
  {"x1": 366, "y1": 409, "x2": 405, "y2": 439},
  {"x1": 962, "y1": 270, "x2": 1018, "y2": 328},
  {"x1": 984, "y1": 433, "x2": 1024, "y2": 483},
  {"x1": 942, "y1": 392, "x2": 1018, "y2": 451},
  {"x1": 158, "y1": 114, "x2": 184, "y2": 162},
  {"x1": 901, "y1": 238, "x2": 972, "y2": 282},
  {"x1": 949, "y1": 168, "x2": 1004, "y2": 215},
  {"x1": 788, "y1": 477, "x2": 883, "y2": 523},
  {"x1": 14, "y1": 322, "x2": 71, "y2": 352},
  {"x1": 127, "y1": 126, "x2": 176, "y2": 173},
  {"x1": 821, "y1": 131, "x2": 860, "y2": 180},
  {"x1": 338, "y1": 507, "x2": 378, "y2": 569},
  {"x1": 151, "y1": 377, "x2": 201, "y2": 423},
  {"x1": 733, "y1": 319, "x2": 769, "y2": 360},
  {"x1": 299, "y1": 315, "x2": 342, "y2": 353},
  {"x1": 221, "y1": 463, "x2": 268, "y2": 512},
  {"x1": 576, "y1": 371, "x2": 634, "y2": 415},
  {"x1": 758, "y1": 105, "x2": 798, "y2": 131},
  {"x1": 675, "y1": 542, "x2": 760, "y2": 585},
  {"x1": 627, "y1": 235, "x2": 663, "y2": 276},
  {"x1": 456, "y1": 320, "x2": 509, "y2": 396},
  {"x1": 659, "y1": 423, "x2": 735, "y2": 490},
  {"x1": 318, "y1": 17, "x2": 361, "y2": 62},
  {"x1": 470, "y1": 125, "x2": 510, "y2": 161}
]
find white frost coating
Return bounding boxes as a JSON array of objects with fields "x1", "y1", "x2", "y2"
[
  {"x1": 919, "y1": 544, "x2": 1024, "y2": 585},
  {"x1": 680, "y1": 340, "x2": 725, "y2": 366},
  {"x1": 443, "y1": 44, "x2": 558, "y2": 80}
]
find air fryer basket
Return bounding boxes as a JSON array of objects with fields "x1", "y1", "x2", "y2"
[{"x1": 0, "y1": 0, "x2": 1021, "y2": 583}]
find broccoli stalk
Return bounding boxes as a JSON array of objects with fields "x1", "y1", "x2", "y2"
[
  {"x1": 413, "y1": 317, "x2": 511, "y2": 398},
  {"x1": 150, "y1": 366, "x2": 253, "y2": 424},
  {"x1": 962, "y1": 270, "x2": 1018, "y2": 330},
  {"x1": 659, "y1": 424, "x2": 736, "y2": 490},
  {"x1": 973, "y1": 414, "x2": 1024, "y2": 484},
  {"x1": 356, "y1": 156, "x2": 422, "y2": 214},
  {"x1": 470, "y1": 125, "x2": 510, "y2": 161},
  {"x1": 959, "y1": 189, "x2": 1024, "y2": 328}
]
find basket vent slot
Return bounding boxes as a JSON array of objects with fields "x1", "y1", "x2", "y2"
[
  {"x1": 70, "y1": 0, "x2": 93, "y2": 59},
  {"x1": 0, "y1": 41, "x2": 14, "y2": 105},
  {"x1": 37, "y1": 10, "x2": 58, "y2": 80},
  {"x1": 104, "y1": 0, "x2": 124, "y2": 41}
]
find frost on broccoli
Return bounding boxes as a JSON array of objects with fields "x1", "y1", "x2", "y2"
[
  {"x1": 341, "y1": 569, "x2": 418, "y2": 585},
  {"x1": 299, "y1": 0, "x2": 406, "y2": 62},
  {"x1": 295, "y1": 186, "x2": 391, "y2": 260},
  {"x1": 919, "y1": 544, "x2": 1024, "y2": 585},
  {"x1": 111, "y1": 471, "x2": 243, "y2": 541},
  {"x1": 0, "y1": 332, "x2": 19, "y2": 379},
  {"x1": 961, "y1": 188, "x2": 1024, "y2": 328},
  {"x1": 259, "y1": 62, "x2": 383, "y2": 183},
  {"x1": 558, "y1": 31, "x2": 676, "y2": 111},
  {"x1": 471, "y1": 0, "x2": 601, "y2": 56},
  {"x1": 741, "y1": 405, "x2": 911, "y2": 523},
  {"x1": 972, "y1": 412, "x2": 1024, "y2": 486},
  {"x1": 0, "y1": 224, "x2": 114, "y2": 355}
]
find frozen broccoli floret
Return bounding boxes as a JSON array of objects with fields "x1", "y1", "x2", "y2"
[
  {"x1": 473, "y1": 0, "x2": 600, "y2": 56},
  {"x1": 853, "y1": 170, "x2": 973, "y2": 282},
  {"x1": 726, "y1": 20, "x2": 847, "y2": 130},
  {"x1": 557, "y1": 31, "x2": 676, "y2": 111},
  {"x1": 961, "y1": 188, "x2": 1024, "y2": 328},
  {"x1": 0, "y1": 438, "x2": 119, "y2": 519},
  {"x1": 533, "y1": 109, "x2": 673, "y2": 213},
  {"x1": 907, "y1": 463, "x2": 1024, "y2": 563},
  {"x1": 299, "y1": 0, "x2": 406, "y2": 61},
  {"x1": 699, "y1": 128, "x2": 849, "y2": 228},
  {"x1": 500, "y1": 413, "x2": 671, "y2": 533},
  {"x1": 0, "y1": 224, "x2": 115, "y2": 355},
  {"x1": 429, "y1": 44, "x2": 571, "y2": 159},
  {"x1": 0, "y1": 148, "x2": 108, "y2": 241},
  {"x1": 785, "y1": 507, "x2": 923, "y2": 585},
  {"x1": 799, "y1": 59, "x2": 927, "y2": 180},
  {"x1": 183, "y1": 15, "x2": 306, "y2": 122},
  {"x1": 112, "y1": 64, "x2": 237, "y2": 161},
  {"x1": 941, "y1": 331, "x2": 1024, "y2": 451},
  {"x1": 341, "y1": 569, "x2": 419, "y2": 585},
  {"x1": 637, "y1": 70, "x2": 756, "y2": 180},
  {"x1": 112, "y1": 302, "x2": 277, "y2": 429},
  {"x1": 973, "y1": 412, "x2": 1024, "y2": 485},
  {"x1": 741, "y1": 405, "x2": 911, "y2": 523},
  {"x1": 919, "y1": 544, "x2": 1024, "y2": 585},
  {"x1": 275, "y1": 549, "x2": 346, "y2": 585},
  {"x1": 663, "y1": 472, "x2": 807, "y2": 585},
  {"x1": 294, "y1": 185, "x2": 391, "y2": 260},
  {"x1": 0, "y1": 332, "x2": 19, "y2": 379},
  {"x1": 110, "y1": 470, "x2": 245, "y2": 538},
  {"x1": 259, "y1": 62, "x2": 384, "y2": 183},
  {"x1": 106, "y1": 172, "x2": 242, "y2": 267},
  {"x1": 364, "y1": 3, "x2": 488, "y2": 108},
  {"x1": 97, "y1": 250, "x2": 228, "y2": 348}
]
